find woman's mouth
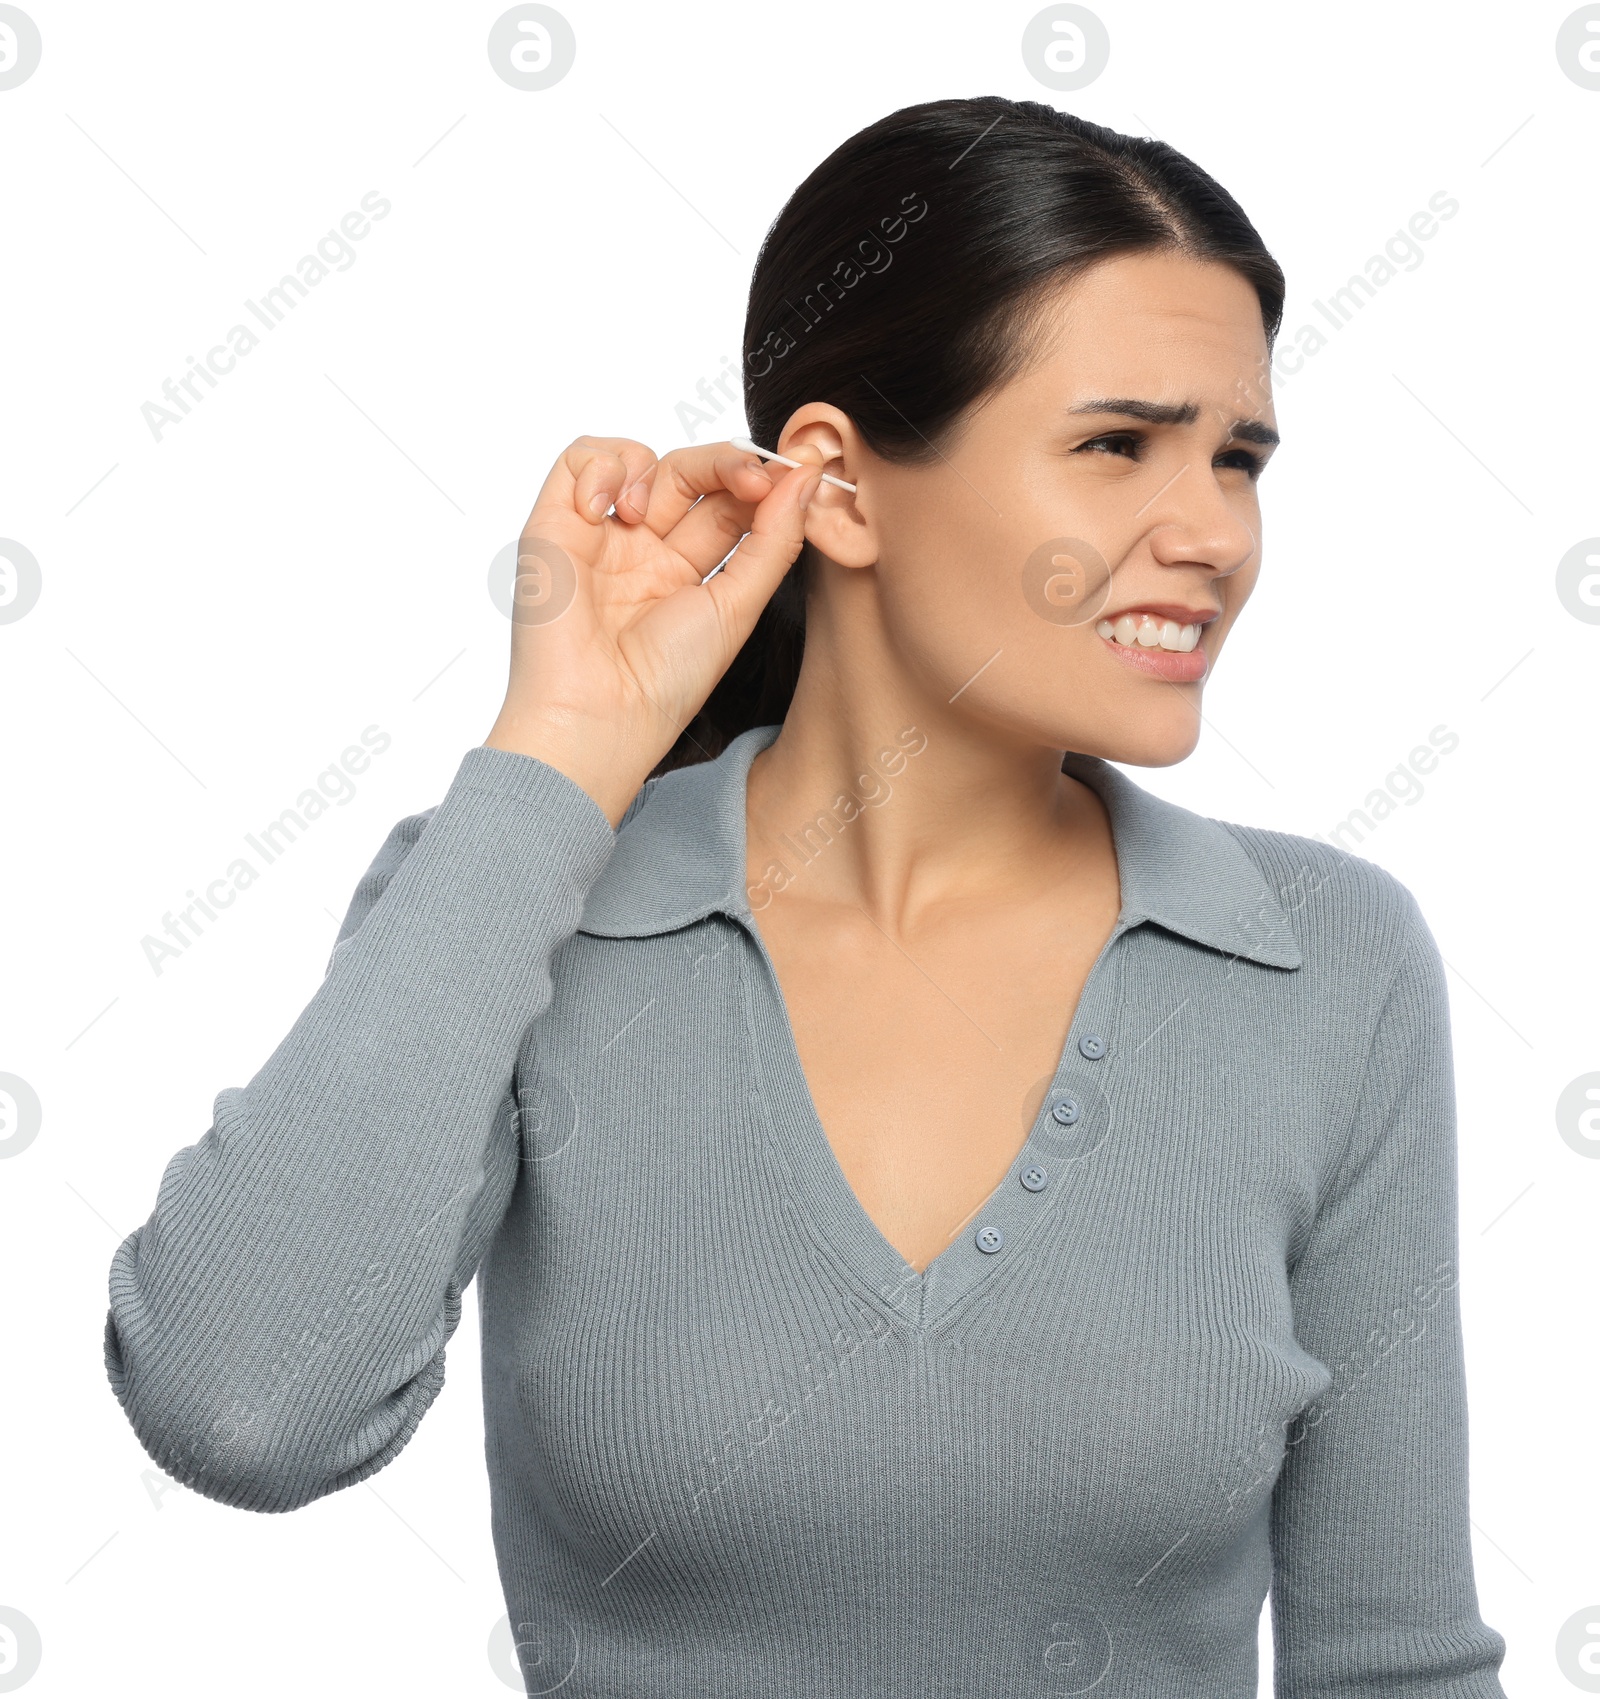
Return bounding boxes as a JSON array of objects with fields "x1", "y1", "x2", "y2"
[{"x1": 1095, "y1": 611, "x2": 1209, "y2": 682}]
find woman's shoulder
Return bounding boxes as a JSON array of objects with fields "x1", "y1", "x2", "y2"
[
  {"x1": 323, "y1": 767, "x2": 669, "y2": 975},
  {"x1": 1211, "y1": 814, "x2": 1433, "y2": 971},
  {"x1": 616, "y1": 775, "x2": 660, "y2": 831}
]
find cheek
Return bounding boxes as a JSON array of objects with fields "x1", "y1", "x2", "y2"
[
  {"x1": 878, "y1": 501, "x2": 1104, "y2": 697},
  {"x1": 998, "y1": 469, "x2": 1155, "y2": 631},
  {"x1": 876, "y1": 522, "x2": 996, "y2": 685},
  {"x1": 875, "y1": 491, "x2": 1000, "y2": 628},
  {"x1": 875, "y1": 452, "x2": 1208, "y2": 700}
]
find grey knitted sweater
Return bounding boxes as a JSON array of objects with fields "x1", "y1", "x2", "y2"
[{"x1": 105, "y1": 723, "x2": 1508, "y2": 1697}]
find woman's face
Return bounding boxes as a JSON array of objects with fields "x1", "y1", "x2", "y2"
[{"x1": 782, "y1": 249, "x2": 1277, "y2": 767}]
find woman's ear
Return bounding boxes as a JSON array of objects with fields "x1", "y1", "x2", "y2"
[{"x1": 778, "y1": 414, "x2": 875, "y2": 570}]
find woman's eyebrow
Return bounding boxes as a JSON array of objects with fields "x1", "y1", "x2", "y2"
[
  {"x1": 1230, "y1": 418, "x2": 1280, "y2": 447},
  {"x1": 1067, "y1": 396, "x2": 1280, "y2": 447},
  {"x1": 1068, "y1": 396, "x2": 1199, "y2": 425}
]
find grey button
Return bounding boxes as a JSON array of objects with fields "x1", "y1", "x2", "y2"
[
  {"x1": 975, "y1": 1224, "x2": 1004, "y2": 1254},
  {"x1": 1020, "y1": 1165, "x2": 1049, "y2": 1192},
  {"x1": 1078, "y1": 1033, "x2": 1107, "y2": 1060},
  {"x1": 1040, "y1": 1076, "x2": 1112, "y2": 1160}
]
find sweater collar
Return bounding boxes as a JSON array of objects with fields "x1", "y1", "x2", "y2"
[{"x1": 578, "y1": 722, "x2": 1303, "y2": 970}]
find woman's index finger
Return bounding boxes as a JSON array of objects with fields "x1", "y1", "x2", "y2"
[{"x1": 634, "y1": 440, "x2": 778, "y2": 536}]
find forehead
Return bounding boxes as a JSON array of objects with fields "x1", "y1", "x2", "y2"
[{"x1": 1022, "y1": 251, "x2": 1271, "y2": 399}]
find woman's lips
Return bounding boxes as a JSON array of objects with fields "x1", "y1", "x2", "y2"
[{"x1": 1098, "y1": 630, "x2": 1209, "y2": 683}]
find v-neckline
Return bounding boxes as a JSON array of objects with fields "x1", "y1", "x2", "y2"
[{"x1": 738, "y1": 902, "x2": 1134, "y2": 1333}]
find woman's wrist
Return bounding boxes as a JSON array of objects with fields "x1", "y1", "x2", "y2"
[{"x1": 482, "y1": 707, "x2": 652, "y2": 828}]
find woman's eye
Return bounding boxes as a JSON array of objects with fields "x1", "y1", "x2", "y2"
[
  {"x1": 1072, "y1": 434, "x2": 1269, "y2": 479},
  {"x1": 1078, "y1": 433, "x2": 1141, "y2": 459},
  {"x1": 1216, "y1": 447, "x2": 1267, "y2": 480}
]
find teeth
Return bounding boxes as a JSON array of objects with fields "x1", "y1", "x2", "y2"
[{"x1": 1095, "y1": 613, "x2": 1201, "y2": 653}]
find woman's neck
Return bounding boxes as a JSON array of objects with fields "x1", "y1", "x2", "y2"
[{"x1": 743, "y1": 610, "x2": 1110, "y2": 929}]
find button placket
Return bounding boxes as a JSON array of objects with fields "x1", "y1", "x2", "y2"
[
  {"x1": 943, "y1": 937, "x2": 1130, "y2": 1308},
  {"x1": 991, "y1": 937, "x2": 1129, "y2": 1247}
]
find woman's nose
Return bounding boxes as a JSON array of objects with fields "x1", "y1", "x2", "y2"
[{"x1": 1144, "y1": 469, "x2": 1259, "y2": 575}]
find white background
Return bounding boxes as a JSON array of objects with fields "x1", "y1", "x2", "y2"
[{"x1": 2, "y1": 1, "x2": 1595, "y2": 1693}]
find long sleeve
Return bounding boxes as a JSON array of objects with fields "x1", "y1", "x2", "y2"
[
  {"x1": 1269, "y1": 894, "x2": 1508, "y2": 1696},
  {"x1": 104, "y1": 744, "x2": 617, "y2": 1514}
]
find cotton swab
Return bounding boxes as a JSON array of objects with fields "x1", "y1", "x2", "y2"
[{"x1": 730, "y1": 435, "x2": 857, "y2": 494}]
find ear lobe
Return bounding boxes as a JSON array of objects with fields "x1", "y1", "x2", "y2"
[{"x1": 803, "y1": 481, "x2": 876, "y2": 570}]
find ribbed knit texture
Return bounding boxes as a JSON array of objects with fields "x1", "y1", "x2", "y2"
[{"x1": 105, "y1": 725, "x2": 1508, "y2": 1698}]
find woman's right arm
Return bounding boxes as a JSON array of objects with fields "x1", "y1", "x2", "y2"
[
  {"x1": 105, "y1": 749, "x2": 617, "y2": 1513},
  {"x1": 103, "y1": 434, "x2": 821, "y2": 1513}
]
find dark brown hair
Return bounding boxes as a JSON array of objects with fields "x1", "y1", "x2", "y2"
[{"x1": 652, "y1": 95, "x2": 1284, "y2": 777}]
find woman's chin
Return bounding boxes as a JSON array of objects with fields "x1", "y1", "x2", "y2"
[{"x1": 1053, "y1": 718, "x2": 1203, "y2": 769}]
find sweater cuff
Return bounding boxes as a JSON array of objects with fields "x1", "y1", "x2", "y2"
[{"x1": 438, "y1": 743, "x2": 618, "y2": 878}]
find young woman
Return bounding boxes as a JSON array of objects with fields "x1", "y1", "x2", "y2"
[{"x1": 105, "y1": 97, "x2": 1509, "y2": 1696}]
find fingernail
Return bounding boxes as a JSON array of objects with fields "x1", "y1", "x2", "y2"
[
  {"x1": 799, "y1": 472, "x2": 821, "y2": 511},
  {"x1": 624, "y1": 479, "x2": 650, "y2": 512},
  {"x1": 588, "y1": 491, "x2": 611, "y2": 517}
]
